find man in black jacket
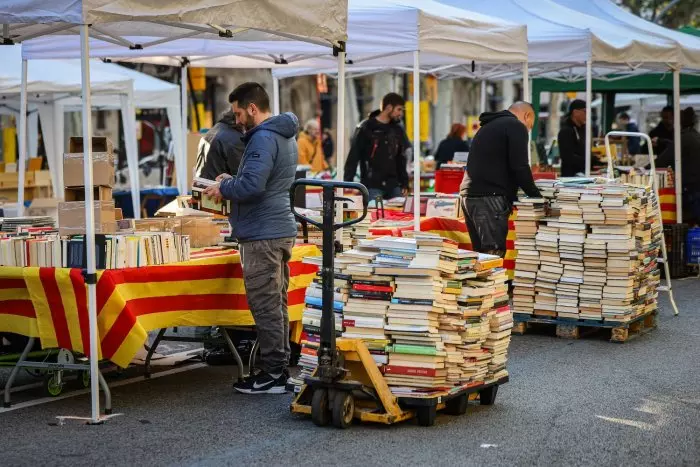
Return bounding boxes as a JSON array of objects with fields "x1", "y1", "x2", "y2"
[
  {"x1": 558, "y1": 99, "x2": 602, "y2": 177},
  {"x1": 465, "y1": 101, "x2": 541, "y2": 256},
  {"x1": 194, "y1": 110, "x2": 245, "y2": 180},
  {"x1": 648, "y1": 106, "x2": 674, "y2": 156},
  {"x1": 344, "y1": 93, "x2": 410, "y2": 200}
]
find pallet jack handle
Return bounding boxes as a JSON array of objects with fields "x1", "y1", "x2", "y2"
[
  {"x1": 604, "y1": 131, "x2": 679, "y2": 316},
  {"x1": 290, "y1": 179, "x2": 370, "y2": 381}
]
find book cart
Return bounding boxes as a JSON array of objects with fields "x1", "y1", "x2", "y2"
[{"x1": 289, "y1": 179, "x2": 507, "y2": 428}]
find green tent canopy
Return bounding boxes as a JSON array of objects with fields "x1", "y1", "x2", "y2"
[{"x1": 679, "y1": 26, "x2": 700, "y2": 38}]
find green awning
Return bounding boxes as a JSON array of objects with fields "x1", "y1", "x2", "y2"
[
  {"x1": 533, "y1": 73, "x2": 700, "y2": 95},
  {"x1": 679, "y1": 26, "x2": 700, "y2": 38}
]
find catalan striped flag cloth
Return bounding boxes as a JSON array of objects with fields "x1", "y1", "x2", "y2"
[
  {"x1": 658, "y1": 188, "x2": 677, "y2": 224},
  {"x1": 369, "y1": 215, "x2": 518, "y2": 279},
  {"x1": 0, "y1": 244, "x2": 319, "y2": 368}
]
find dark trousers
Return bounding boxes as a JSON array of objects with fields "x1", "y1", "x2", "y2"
[
  {"x1": 239, "y1": 237, "x2": 295, "y2": 374},
  {"x1": 464, "y1": 195, "x2": 512, "y2": 257}
]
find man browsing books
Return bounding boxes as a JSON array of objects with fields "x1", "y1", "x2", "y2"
[
  {"x1": 203, "y1": 82, "x2": 298, "y2": 395},
  {"x1": 463, "y1": 101, "x2": 541, "y2": 257}
]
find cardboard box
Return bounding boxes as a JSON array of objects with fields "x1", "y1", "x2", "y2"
[
  {"x1": 114, "y1": 208, "x2": 123, "y2": 221},
  {"x1": 174, "y1": 216, "x2": 221, "y2": 248},
  {"x1": 58, "y1": 200, "x2": 116, "y2": 236},
  {"x1": 32, "y1": 170, "x2": 52, "y2": 187},
  {"x1": 0, "y1": 186, "x2": 50, "y2": 202},
  {"x1": 64, "y1": 136, "x2": 115, "y2": 188},
  {"x1": 0, "y1": 172, "x2": 18, "y2": 189},
  {"x1": 64, "y1": 186, "x2": 113, "y2": 202},
  {"x1": 26, "y1": 198, "x2": 59, "y2": 220}
]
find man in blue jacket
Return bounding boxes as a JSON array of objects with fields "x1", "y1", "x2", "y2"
[{"x1": 204, "y1": 82, "x2": 298, "y2": 394}]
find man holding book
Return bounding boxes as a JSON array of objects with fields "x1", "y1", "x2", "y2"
[
  {"x1": 463, "y1": 101, "x2": 541, "y2": 257},
  {"x1": 204, "y1": 82, "x2": 298, "y2": 394}
]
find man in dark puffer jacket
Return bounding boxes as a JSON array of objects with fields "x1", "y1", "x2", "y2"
[{"x1": 204, "y1": 82, "x2": 298, "y2": 395}]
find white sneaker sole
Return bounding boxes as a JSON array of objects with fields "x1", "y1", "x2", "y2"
[{"x1": 234, "y1": 385, "x2": 288, "y2": 395}]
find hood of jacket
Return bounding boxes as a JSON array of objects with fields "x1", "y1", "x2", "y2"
[
  {"x1": 479, "y1": 110, "x2": 517, "y2": 127},
  {"x1": 244, "y1": 112, "x2": 299, "y2": 142}
]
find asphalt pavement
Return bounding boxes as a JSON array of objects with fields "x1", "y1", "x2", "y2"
[{"x1": 0, "y1": 278, "x2": 699, "y2": 467}]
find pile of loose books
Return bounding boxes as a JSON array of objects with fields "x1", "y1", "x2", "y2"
[
  {"x1": 512, "y1": 179, "x2": 661, "y2": 322},
  {"x1": 294, "y1": 234, "x2": 511, "y2": 396}
]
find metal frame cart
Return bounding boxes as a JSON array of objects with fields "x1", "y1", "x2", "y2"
[{"x1": 288, "y1": 179, "x2": 507, "y2": 428}]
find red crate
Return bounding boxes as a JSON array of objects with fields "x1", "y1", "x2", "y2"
[{"x1": 434, "y1": 169, "x2": 464, "y2": 194}]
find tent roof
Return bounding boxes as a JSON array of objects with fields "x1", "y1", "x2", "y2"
[
  {"x1": 0, "y1": 0, "x2": 347, "y2": 49},
  {"x1": 443, "y1": 0, "x2": 681, "y2": 69},
  {"x1": 532, "y1": 73, "x2": 700, "y2": 94},
  {"x1": 554, "y1": 0, "x2": 700, "y2": 71},
  {"x1": 0, "y1": 45, "x2": 132, "y2": 96},
  {"x1": 110, "y1": 0, "x2": 528, "y2": 70}
]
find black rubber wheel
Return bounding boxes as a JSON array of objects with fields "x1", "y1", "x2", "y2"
[
  {"x1": 416, "y1": 406, "x2": 437, "y2": 427},
  {"x1": 479, "y1": 385, "x2": 499, "y2": 405},
  {"x1": 444, "y1": 394, "x2": 468, "y2": 415},
  {"x1": 76, "y1": 370, "x2": 90, "y2": 389},
  {"x1": 311, "y1": 389, "x2": 330, "y2": 427},
  {"x1": 331, "y1": 392, "x2": 354, "y2": 429}
]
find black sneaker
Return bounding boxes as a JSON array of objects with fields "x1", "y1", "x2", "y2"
[{"x1": 233, "y1": 371, "x2": 287, "y2": 394}]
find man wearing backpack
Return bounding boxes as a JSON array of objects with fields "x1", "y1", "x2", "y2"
[{"x1": 344, "y1": 93, "x2": 410, "y2": 199}]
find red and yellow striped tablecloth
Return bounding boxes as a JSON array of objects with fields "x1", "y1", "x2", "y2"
[
  {"x1": 369, "y1": 215, "x2": 518, "y2": 279},
  {"x1": 659, "y1": 188, "x2": 677, "y2": 224},
  {"x1": 0, "y1": 244, "x2": 319, "y2": 367}
]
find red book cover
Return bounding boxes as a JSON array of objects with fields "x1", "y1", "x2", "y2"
[
  {"x1": 352, "y1": 284, "x2": 394, "y2": 293},
  {"x1": 384, "y1": 365, "x2": 441, "y2": 377},
  {"x1": 342, "y1": 319, "x2": 356, "y2": 327},
  {"x1": 301, "y1": 347, "x2": 317, "y2": 357}
]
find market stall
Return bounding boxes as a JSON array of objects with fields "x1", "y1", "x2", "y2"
[{"x1": 0, "y1": 244, "x2": 318, "y2": 367}]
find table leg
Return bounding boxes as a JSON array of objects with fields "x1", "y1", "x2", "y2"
[
  {"x1": 222, "y1": 328, "x2": 245, "y2": 383},
  {"x1": 249, "y1": 340, "x2": 259, "y2": 375},
  {"x1": 3, "y1": 337, "x2": 35, "y2": 408},
  {"x1": 144, "y1": 329, "x2": 166, "y2": 379},
  {"x1": 98, "y1": 370, "x2": 112, "y2": 414}
]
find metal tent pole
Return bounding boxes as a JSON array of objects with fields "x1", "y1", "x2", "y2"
[
  {"x1": 180, "y1": 63, "x2": 189, "y2": 193},
  {"x1": 672, "y1": 69, "x2": 682, "y2": 223},
  {"x1": 480, "y1": 80, "x2": 487, "y2": 114},
  {"x1": 272, "y1": 76, "x2": 280, "y2": 115},
  {"x1": 335, "y1": 47, "x2": 346, "y2": 240},
  {"x1": 413, "y1": 51, "x2": 420, "y2": 231},
  {"x1": 585, "y1": 60, "x2": 593, "y2": 176},
  {"x1": 17, "y1": 59, "x2": 28, "y2": 216},
  {"x1": 79, "y1": 24, "x2": 101, "y2": 424},
  {"x1": 522, "y1": 62, "x2": 531, "y2": 165}
]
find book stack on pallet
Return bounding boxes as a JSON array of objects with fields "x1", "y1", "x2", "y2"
[{"x1": 513, "y1": 179, "x2": 661, "y2": 323}]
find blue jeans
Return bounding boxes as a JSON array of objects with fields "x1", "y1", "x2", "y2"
[{"x1": 368, "y1": 186, "x2": 403, "y2": 201}]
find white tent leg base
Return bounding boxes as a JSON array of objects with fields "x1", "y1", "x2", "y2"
[{"x1": 56, "y1": 413, "x2": 122, "y2": 426}]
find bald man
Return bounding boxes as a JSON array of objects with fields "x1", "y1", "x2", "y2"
[{"x1": 464, "y1": 101, "x2": 541, "y2": 257}]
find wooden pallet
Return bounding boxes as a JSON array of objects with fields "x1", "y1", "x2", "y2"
[{"x1": 512, "y1": 309, "x2": 658, "y2": 343}]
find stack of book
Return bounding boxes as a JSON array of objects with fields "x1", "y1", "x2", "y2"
[
  {"x1": 512, "y1": 198, "x2": 546, "y2": 315},
  {"x1": 513, "y1": 179, "x2": 661, "y2": 322},
  {"x1": 1, "y1": 216, "x2": 55, "y2": 233}
]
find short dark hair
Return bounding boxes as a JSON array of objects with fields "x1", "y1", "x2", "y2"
[
  {"x1": 619, "y1": 112, "x2": 630, "y2": 120},
  {"x1": 228, "y1": 82, "x2": 270, "y2": 112},
  {"x1": 681, "y1": 107, "x2": 696, "y2": 129},
  {"x1": 381, "y1": 92, "x2": 405, "y2": 110},
  {"x1": 661, "y1": 106, "x2": 674, "y2": 114}
]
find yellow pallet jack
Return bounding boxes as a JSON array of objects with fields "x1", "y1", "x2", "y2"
[{"x1": 289, "y1": 179, "x2": 506, "y2": 428}]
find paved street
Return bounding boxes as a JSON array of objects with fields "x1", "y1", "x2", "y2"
[{"x1": 1, "y1": 278, "x2": 699, "y2": 467}]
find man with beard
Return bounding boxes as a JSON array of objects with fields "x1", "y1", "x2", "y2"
[
  {"x1": 204, "y1": 82, "x2": 298, "y2": 394},
  {"x1": 344, "y1": 92, "x2": 410, "y2": 199}
]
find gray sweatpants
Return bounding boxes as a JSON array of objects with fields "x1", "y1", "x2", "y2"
[{"x1": 239, "y1": 237, "x2": 295, "y2": 374}]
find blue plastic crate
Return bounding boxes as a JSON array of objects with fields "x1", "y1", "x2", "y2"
[{"x1": 686, "y1": 227, "x2": 700, "y2": 265}]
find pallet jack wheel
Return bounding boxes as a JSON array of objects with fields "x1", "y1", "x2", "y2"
[
  {"x1": 44, "y1": 372, "x2": 64, "y2": 397},
  {"x1": 311, "y1": 389, "x2": 330, "y2": 427},
  {"x1": 332, "y1": 391, "x2": 354, "y2": 429},
  {"x1": 479, "y1": 385, "x2": 499, "y2": 405},
  {"x1": 416, "y1": 405, "x2": 437, "y2": 427},
  {"x1": 444, "y1": 394, "x2": 468, "y2": 415}
]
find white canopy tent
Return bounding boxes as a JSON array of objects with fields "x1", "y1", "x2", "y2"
[
  {"x1": 268, "y1": 0, "x2": 528, "y2": 229},
  {"x1": 0, "y1": 45, "x2": 144, "y2": 217},
  {"x1": 1, "y1": 0, "x2": 348, "y2": 424}
]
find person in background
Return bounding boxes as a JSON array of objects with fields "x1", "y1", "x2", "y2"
[
  {"x1": 194, "y1": 110, "x2": 245, "y2": 180},
  {"x1": 617, "y1": 112, "x2": 641, "y2": 155},
  {"x1": 345, "y1": 92, "x2": 410, "y2": 200},
  {"x1": 297, "y1": 119, "x2": 328, "y2": 173},
  {"x1": 464, "y1": 101, "x2": 541, "y2": 257},
  {"x1": 434, "y1": 123, "x2": 470, "y2": 168},
  {"x1": 204, "y1": 82, "x2": 298, "y2": 394},
  {"x1": 558, "y1": 99, "x2": 602, "y2": 177},
  {"x1": 655, "y1": 107, "x2": 700, "y2": 223},
  {"x1": 322, "y1": 129, "x2": 334, "y2": 169},
  {"x1": 648, "y1": 106, "x2": 675, "y2": 155}
]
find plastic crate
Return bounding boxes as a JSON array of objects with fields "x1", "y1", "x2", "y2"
[
  {"x1": 434, "y1": 169, "x2": 464, "y2": 194},
  {"x1": 663, "y1": 224, "x2": 688, "y2": 278},
  {"x1": 686, "y1": 227, "x2": 700, "y2": 266}
]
